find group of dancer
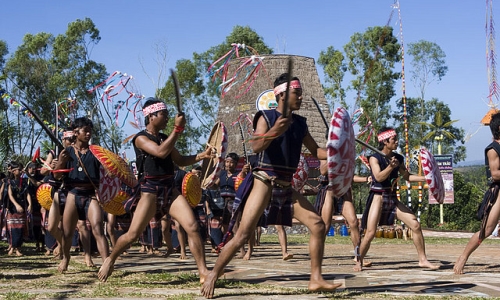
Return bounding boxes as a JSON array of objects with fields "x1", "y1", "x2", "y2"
[{"x1": 1, "y1": 72, "x2": 499, "y2": 299}]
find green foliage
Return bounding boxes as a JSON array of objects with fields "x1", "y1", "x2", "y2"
[
  {"x1": 419, "y1": 170, "x2": 483, "y2": 231},
  {"x1": 408, "y1": 40, "x2": 448, "y2": 100},
  {"x1": 158, "y1": 59, "x2": 207, "y2": 153},
  {"x1": 0, "y1": 40, "x2": 8, "y2": 74},
  {"x1": 393, "y1": 98, "x2": 466, "y2": 163},
  {"x1": 319, "y1": 26, "x2": 400, "y2": 134},
  {"x1": 2, "y1": 18, "x2": 133, "y2": 158},
  {"x1": 162, "y1": 25, "x2": 273, "y2": 152},
  {"x1": 318, "y1": 46, "x2": 347, "y2": 109}
]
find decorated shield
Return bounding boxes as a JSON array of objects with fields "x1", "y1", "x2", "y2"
[
  {"x1": 291, "y1": 154, "x2": 309, "y2": 191},
  {"x1": 200, "y1": 121, "x2": 228, "y2": 189},
  {"x1": 89, "y1": 145, "x2": 138, "y2": 188},
  {"x1": 234, "y1": 176, "x2": 244, "y2": 192},
  {"x1": 104, "y1": 190, "x2": 128, "y2": 216},
  {"x1": 420, "y1": 147, "x2": 445, "y2": 204},
  {"x1": 327, "y1": 107, "x2": 355, "y2": 197},
  {"x1": 98, "y1": 166, "x2": 122, "y2": 213},
  {"x1": 182, "y1": 172, "x2": 202, "y2": 208},
  {"x1": 36, "y1": 183, "x2": 53, "y2": 210}
]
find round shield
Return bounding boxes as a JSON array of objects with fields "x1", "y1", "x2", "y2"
[
  {"x1": 234, "y1": 176, "x2": 244, "y2": 192},
  {"x1": 420, "y1": 147, "x2": 445, "y2": 204},
  {"x1": 36, "y1": 183, "x2": 53, "y2": 210},
  {"x1": 182, "y1": 172, "x2": 202, "y2": 208},
  {"x1": 89, "y1": 145, "x2": 138, "y2": 188},
  {"x1": 291, "y1": 154, "x2": 309, "y2": 191},
  {"x1": 98, "y1": 165, "x2": 121, "y2": 209},
  {"x1": 200, "y1": 121, "x2": 228, "y2": 189},
  {"x1": 102, "y1": 190, "x2": 128, "y2": 216},
  {"x1": 326, "y1": 107, "x2": 355, "y2": 197}
]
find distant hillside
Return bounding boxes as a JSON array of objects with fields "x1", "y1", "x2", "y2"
[
  {"x1": 455, "y1": 164, "x2": 483, "y2": 173},
  {"x1": 454, "y1": 160, "x2": 483, "y2": 167}
]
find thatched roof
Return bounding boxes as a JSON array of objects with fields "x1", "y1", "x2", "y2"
[{"x1": 215, "y1": 54, "x2": 331, "y2": 157}]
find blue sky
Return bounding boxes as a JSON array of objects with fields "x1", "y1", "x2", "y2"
[{"x1": 1, "y1": 1, "x2": 495, "y2": 163}]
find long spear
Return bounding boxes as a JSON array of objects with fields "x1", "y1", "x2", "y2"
[{"x1": 19, "y1": 100, "x2": 64, "y2": 151}]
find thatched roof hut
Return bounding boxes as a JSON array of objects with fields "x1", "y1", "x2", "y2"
[
  {"x1": 216, "y1": 54, "x2": 331, "y2": 157},
  {"x1": 215, "y1": 54, "x2": 330, "y2": 193}
]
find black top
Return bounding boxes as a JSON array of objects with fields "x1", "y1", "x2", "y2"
[{"x1": 132, "y1": 130, "x2": 175, "y2": 180}]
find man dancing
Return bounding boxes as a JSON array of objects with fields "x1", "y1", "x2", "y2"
[
  {"x1": 98, "y1": 97, "x2": 212, "y2": 283},
  {"x1": 355, "y1": 127, "x2": 438, "y2": 271},
  {"x1": 201, "y1": 73, "x2": 341, "y2": 298},
  {"x1": 454, "y1": 112, "x2": 500, "y2": 274}
]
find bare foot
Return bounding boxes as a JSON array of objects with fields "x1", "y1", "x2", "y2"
[
  {"x1": 45, "y1": 250, "x2": 52, "y2": 256},
  {"x1": 352, "y1": 257, "x2": 372, "y2": 267},
  {"x1": 236, "y1": 246, "x2": 246, "y2": 259},
  {"x1": 85, "y1": 255, "x2": 95, "y2": 267},
  {"x1": 308, "y1": 279, "x2": 342, "y2": 292},
  {"x1": 15, "y1": 249, "x2": 23, "y2": 257},
  {"x1": 353, "y1": 261, "x2": 363, "y2": 272},
  {"x1": 419, "y1": 260, "x2": 439, "y2": 270},
  {"x1": 8, "y1": 247, "x2": 14, "y2": 256},
  {"x1": 179, "y1": 252, "x2": 187, "y2": 260},
  {"x1": 200, "y1": 271, "x2": 218, "y2": 299},
  {"x1": 139, "y1": 245, "x2": 146, "y2": 253},
  {"x1": 199, "y1": 269, "x2": 209, "y2": 285},
  {"x1": 97, "y1": 257, "x2": 115, "y2": 282},
  {"x1": 53, "y1": 246, "x2": 61, "y2": 258},
  {"x1": 58, "y1": 258, "x2": 69, "y2": 273},
  {"x1": 243, "y1": 251, "x2": 252, "y2": 260},
  {"x1": 282, "y1": 253, "x2": 293, "y2": 261},
  {"x1": 121, "y1": 250, "x2": 128, "y2": 256},
  {"x1": 453, "y1": 256, "x2": 466, "y2": 274}
]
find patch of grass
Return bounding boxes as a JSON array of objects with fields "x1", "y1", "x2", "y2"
[
  {"x1": 260, "y1": 233, "x2": 500, "y2": 246},
  {"x1": 3, "y1": 291, "x2": 36, "y2": 300},
  {"x1": 89, "y1": 283, "x2": 121, "y2": 298}
]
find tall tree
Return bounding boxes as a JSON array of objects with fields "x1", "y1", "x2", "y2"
[
  {"x1": 0, "y1": 40, "x2": 13, "y2": 165},
  {"x1": 408, "y1": 40, "x2": 448, "y2": 101},
  {"x1": 393, "y1": 98, "x2": 466, "y2": 162},
  {"x1": 319, "y1": 26, "x2": 401, "y2": 136},
  {"x1": 419, "y1": 100, "x2": 466, "y2": 162},
  {"x1": 0, "y1": 40, "x2": 7, "y2": 76},
  {"x1": 318, "y1": 46, "x2": 347, "y2": 110},
  {"x1": 407, "y1": 40, "x2": 448, "y2": 143},
  {"x1": 4, "y1": 18, "x2": 112, "y2": 154}
]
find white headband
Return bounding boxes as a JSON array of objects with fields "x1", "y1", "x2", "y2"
[
  {"x1": 377, "y1": 129, "x2": 396, "y2": 142},
  {"x1": 143, "y1": 102, "x2": 167, "y2": 117},
  {"x1": 273, "y1": 80, "x2": 302, "y2": 96}
]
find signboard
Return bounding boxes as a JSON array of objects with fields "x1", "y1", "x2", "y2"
[{"x1": 429, "y1": 154, "x2": 454, "y2": 204}]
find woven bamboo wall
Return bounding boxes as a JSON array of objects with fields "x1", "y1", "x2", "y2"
[{"x1": 216, "y1": 54, "x2": 331, "y2": 158}]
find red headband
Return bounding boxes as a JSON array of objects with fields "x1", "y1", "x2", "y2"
[
  {"x1": 143, "y1": 102, "x2": 167, "y2": 117},
  {"x1": 377, "y1": 129, "x2": 396, "y2": 142},
  {"x1": 63, "y1": 131, "x2": 74, "y2": 139},
  {"x1": 273, "y1": 80, "x2": 302, "y2": 96}
]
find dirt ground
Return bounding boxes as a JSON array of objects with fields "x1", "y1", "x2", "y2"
[{"x1": 1, "y1": 232, "x2": 500, "y2": 299}]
